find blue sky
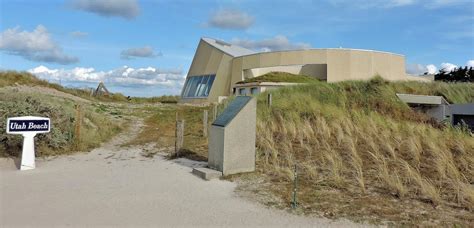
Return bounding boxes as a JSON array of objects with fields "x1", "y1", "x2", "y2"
[{"x1": 1, "y1": 0, "x2": 473, "y2": 97}]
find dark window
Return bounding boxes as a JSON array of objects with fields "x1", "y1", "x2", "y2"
[{"x1": 250, "y1": 87, "x2": 258, "y2": 95}]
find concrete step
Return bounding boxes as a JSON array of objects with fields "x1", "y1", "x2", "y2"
[{"x1": 192, "y1": 167, "x2": 222, "y2": 180}]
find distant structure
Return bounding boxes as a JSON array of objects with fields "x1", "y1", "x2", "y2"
[
  {"x1": 180, "y1": 37, "x2": 430, "y2": 104},
  {"x1": 92, "y1": 82, "x2": 110, "y2": 97},
  {"x1": 397, "y1": 93, "x2": 474, "y2": 131}
]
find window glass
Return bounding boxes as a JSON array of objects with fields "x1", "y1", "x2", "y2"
[
  {"x1": 250, "y1": 87, "x2": 258, "y2": 95},
  {"x1": 239, "y1": 88, "x2": 246, "y2": 95},
  {"x1": 186, "y1": 77, "x2": 200, "y2": 97},
  {"x1": 204, "y1": 76, "x2": 215, "y2": 96},
  {"x1": 196, "y1": 75, "x2": 209, "y2": 97},
  {"x1": 182, "y1": 74, "x2": 216, "y2": 98}
]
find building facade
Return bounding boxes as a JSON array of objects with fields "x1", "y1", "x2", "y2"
[{"x1": 180, "y1": 37, "x2": 427, "y2": 104}]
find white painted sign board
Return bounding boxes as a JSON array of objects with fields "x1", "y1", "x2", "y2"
[{"x1": 6, "y1": 116, "x2": 51, "y2": 170}]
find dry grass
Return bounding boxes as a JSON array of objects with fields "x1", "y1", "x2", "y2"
[
  {"x1": 236, "y1": 71, "x2": 319, "y2": 84},
  {"x1": 251, "y1": 78, "x2": 474, "y2": 225},
  {"x1": 0, "y1": 91, "x2": 123, "y2": 157},
  {"x1": 125, "y1": 104, "x2": 212, "y2": 160}
]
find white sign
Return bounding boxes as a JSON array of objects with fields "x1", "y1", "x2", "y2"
[{"x1": 6, "y1": 116, "x2": 51, "y2": 170}]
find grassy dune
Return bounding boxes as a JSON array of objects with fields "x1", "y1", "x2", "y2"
[
  {"x1": 0, "y1": 91, "x2": 124, "y2": 157},
  {"x1": 0, "y1": 71, "x2": 126, "y2": 157},
  {"x1": 252, "y1": 77, "x2": 474, "y2": 225},
  {"x1": 0, "y1": 71, "x2": 179, "y2": 103},
  {"x1": 237, "y1": 71, "x2": 319, "y2": 84}
]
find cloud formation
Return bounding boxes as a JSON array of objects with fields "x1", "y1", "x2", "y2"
[
  {"x1": 440, "y1": 62, "x2": 458, "y2": 72},
  {"x1": 207, "y1": 9, "x2": 254, "y2": 30},
  {"x1": 120, "y1": 46, "x2": 161, "y2": 60},
  {"x1": 466, "y1": 60, "x2": 474, "y2": 67},
  {"x1": 406, "y1": 63, "x2": 435, "y2": 75},
  {"x1": 70, "y1": 0, "x2": 140, "y2": 19},
  {"x1": 406, "y1": 61, "x2": 474, "y2": 75},
  {"x1": 231, "y1": 35, "x2": 311, "y2": 51},
  {"x1": 28, "y1": 65, "x2": 185, "y2": 87},
  {"x1": 0, "y1": 25, "x2": 79, "y2": 65}
]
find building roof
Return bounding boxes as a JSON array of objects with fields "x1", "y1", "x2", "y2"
[
  {"x1": 450, "y1": 103, "x2": 474, "y2": 115},
  {"x1": 202, "y1": 37, "x2": 256, "y2": 57},
  {"x1": 202, "y1": 37, "x2": 403, "y2": 58},
  {"x1": 396, "y1": 93, "x2": 449, "y2": 105}
]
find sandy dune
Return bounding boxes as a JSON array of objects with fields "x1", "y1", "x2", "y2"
[{"x1": 0, "y1": 120, "x2": 360, "y2": 227}]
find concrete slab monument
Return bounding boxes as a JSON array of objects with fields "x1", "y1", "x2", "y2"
[{"x1": 208, "y1": 96, "x2": 256, "y2": 176}]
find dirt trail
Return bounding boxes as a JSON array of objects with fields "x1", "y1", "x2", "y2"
[{"x1": 0, "y1": 118, "x2": 362, "y2": 227}]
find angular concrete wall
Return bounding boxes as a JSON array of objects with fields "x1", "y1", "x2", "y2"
[{"x1": 180, "y1": 39, "x2": 233, "y2": 104}]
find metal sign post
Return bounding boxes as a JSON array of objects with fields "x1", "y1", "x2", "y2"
[{"x1": 6, "y1": 116, "x2": 51, "y2": 170}]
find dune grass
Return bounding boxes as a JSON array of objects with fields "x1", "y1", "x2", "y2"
[
  {"x1": 0, "y1": 92, "x2": 123, "y2": 157},
  {"x1": 0, "y1": 71, "x2": 179, "y2": 103},
  {"x1": 125, "y1": 104, "x2": 212, "y2": 160},
  {"x1": 237, "y1": 71, "x2": 319, "y2": 84},
  {"x1": 251, "y1": 77, "x2": 474, "y2": 225}
]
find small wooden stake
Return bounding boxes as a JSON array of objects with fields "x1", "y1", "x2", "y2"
[
  {"x1": 175, "y1": 119, "x2": 184, "y2": 156},
  {"x1": 267, "y1": 93, "x2": 272, "y2": 107},
  {"x1": 203, "y1": 110, "x2": 208, "y2": 137},
  {"x1": 213, "y1": 105, "x2": 218, "y2": 120},
  {"x1": 74, "y1": 104, "x2": 82, "y2": 146}
]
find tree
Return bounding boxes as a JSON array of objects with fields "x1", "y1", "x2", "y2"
[{"x1": 434, "y1": 66, "x2": 473, "y2": 82}]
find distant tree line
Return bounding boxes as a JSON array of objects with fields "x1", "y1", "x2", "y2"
[{"x1": 432, "y1": 66, "x2": 473, "y2": 82}]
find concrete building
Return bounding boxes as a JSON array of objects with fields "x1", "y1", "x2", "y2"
[
  {"x1": 233, "y1": 82, "x2": 302, "y2": 96},
  {"x1": 397, "y1": 93, "x2": 474, "y2": 131},
  {"x1": 180, "y1": 37, "x2": 430, "y2": 104}
]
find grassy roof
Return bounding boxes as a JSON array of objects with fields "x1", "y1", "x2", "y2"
[{"x1": 236, "y1": 71, "x2": 319, "y2": 84}]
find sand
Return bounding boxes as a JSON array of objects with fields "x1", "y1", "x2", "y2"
[{"x1": 0, "y1": 120, "x2": 361, "y2": 227}]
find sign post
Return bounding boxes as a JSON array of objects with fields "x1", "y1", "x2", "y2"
[{"x1": 6, "y1": 116, "x2": 51, "y2": 170}]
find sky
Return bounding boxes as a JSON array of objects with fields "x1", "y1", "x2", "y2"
[{"x1": 0, "y1": 0, "x2": 473, "y2": 97}]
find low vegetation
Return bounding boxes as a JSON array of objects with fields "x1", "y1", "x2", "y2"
[
  {"x1": 0, "y1": 71, "x2": 179, "y2": 103},
  {"x1": 0, "y1": 91, "x2": 123, "y2": 157},
  {"x1": 236, "y1": 71, "x2": 319, "y2": 84},
  {"x1": 125, "y1": 104, "x2": 211, "y2": 160},
  {"x1": 251, "y1": 77, "x2": 474, "y2": 225}
]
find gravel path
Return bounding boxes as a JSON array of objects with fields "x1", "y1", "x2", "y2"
[{"x1": 0, "y1": 119, "x2": 361, "y2": 227}]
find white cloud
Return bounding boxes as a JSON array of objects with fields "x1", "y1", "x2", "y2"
[
  {"x1": 467, "y1": 60, "x2": 474, "y2": 67},
  {"x1": 70, "y1": 0, "x2": 140, "y2": 19},
  {"x1": 70, "y1": 31, "x2": 88, "y2": 38},
  {"x1": 28, "y1": 65, "x2": 185, "y2": 88},
  {"x1": 207, "y1": 9, "x2": 254, "y2": 30},
  {"x1": 426, "y1": 64, "x2": 438, "y2": 74},
  {"x1": 120, "y1": 46, "x2": 161, "y2": 60},
  {"x1": 440, "y1": 62, "x2": 458, "y2": 72},
  {"x1": 406, "y1": 63, "x2": 438, "y2": 75},
  {"x1": 0, "y1": 25, "x2": 79, "y2": 64},
  {"x1": 231, "y1": 35, "x2": 311, "y2": 51}
]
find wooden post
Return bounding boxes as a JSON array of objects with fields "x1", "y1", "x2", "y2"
[
  {"x1": 213, "y1": 105, "x2": 218, "y2": 120},
  {"x1": 267, "y1": 93, "x2": 272, "y2": 107},
  {"x1": 74, "y1": 104, "x2": 82, "y2": 145},
  {"x1": 203, "y1": 110, "x2": 208, "y2": 137},
  {"x1": 175, "y1": 120, "x2": 184, "y2": 156}
]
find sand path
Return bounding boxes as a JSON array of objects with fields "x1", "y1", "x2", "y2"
[{"x1": 0, "y1": 119, "x2": 360, "y2": 227}]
